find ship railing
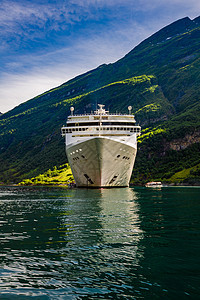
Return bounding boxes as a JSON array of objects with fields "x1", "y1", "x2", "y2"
[{"x1": 69, "y1": 113, "x2": 134, "y2": 117}]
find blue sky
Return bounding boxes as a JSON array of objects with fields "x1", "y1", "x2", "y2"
[{"x1": 0, "y1": 0, "x2": 199, "y2": 113}]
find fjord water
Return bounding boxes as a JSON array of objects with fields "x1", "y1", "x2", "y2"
[{"x1": 0, "y1": 186, "x2": 200, "y2": 299}]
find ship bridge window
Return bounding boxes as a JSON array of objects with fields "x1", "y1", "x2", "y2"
[
  {"x1": 102, "y1": 122, "x2": 135, "y2": 126},
  {"x1": 67, "y1": 122, "x2": 99, "y2": 127}
]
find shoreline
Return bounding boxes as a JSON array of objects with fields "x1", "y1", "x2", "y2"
[{"x1": 0, "y1": 183, "x2": 200, "y2": 188}]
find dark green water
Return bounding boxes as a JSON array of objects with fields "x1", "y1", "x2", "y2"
[{"x1": 0, "y1": 186, "x2": 200, "y2": 299}]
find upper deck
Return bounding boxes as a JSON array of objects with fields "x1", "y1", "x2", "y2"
[
  {"x1": 67, "y1": 104, "x2": 136, "y2": 124},
  {"x1": 61, "y1": 104, "x2": 141, "y2": 138}
]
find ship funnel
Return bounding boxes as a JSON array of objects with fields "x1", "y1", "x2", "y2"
[{"x1": 70, "y1": 106, "x2": 74, "y2": 116}]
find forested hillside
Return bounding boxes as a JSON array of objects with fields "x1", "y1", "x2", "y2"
[{"x1": 0, "y1": 16, "x2": 200, "y2": 185}]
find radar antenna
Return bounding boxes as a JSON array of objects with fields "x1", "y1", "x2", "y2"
[{"x1": 94, "y1": 104, "x2": 108, "y2": 115}]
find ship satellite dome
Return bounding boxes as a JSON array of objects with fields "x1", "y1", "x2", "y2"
[{"x1": 128, "y1": 106, "x2": 132, "y2": 111}]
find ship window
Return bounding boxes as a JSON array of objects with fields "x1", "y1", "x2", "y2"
[
  {"x1": 81, "y1": 155, "x2": 85, "y2": 159},
  {"x1": 123, "y1": 156, "x2": 130, "y2": 160},
  {"x1": 117, "y1": 155, "x2": 120, "y2": 158},
  {"x1": 73, "y1": 157, "x2": 79, "y2": 161},
  {"x1": 102, "y1": 122, "x2": 135, "y2": 126}
]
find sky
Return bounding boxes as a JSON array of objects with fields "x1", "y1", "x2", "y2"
[{"x1": 0, "y1": 0, "x2": 200, "y2": 113}]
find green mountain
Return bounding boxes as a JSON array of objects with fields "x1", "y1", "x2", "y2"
[{"x1": 0, "y1": 16, "x2": 200, "y2": 185}]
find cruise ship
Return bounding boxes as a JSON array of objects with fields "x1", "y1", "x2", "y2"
[{"x1": 61, "y1": 105, "x2": 141, "y2": 187}]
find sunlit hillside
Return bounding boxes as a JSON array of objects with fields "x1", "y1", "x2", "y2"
[{"x1": 0, "y1": 16, "x2": 200, "y2": 185}]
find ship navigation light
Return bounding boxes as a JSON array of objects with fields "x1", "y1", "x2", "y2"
[
  {"x1": 128, "y1": 106, "x2": 132, "y2": 115},
  {"x1": 70, "y1": 106, "x2": 74, "y2": 116}
]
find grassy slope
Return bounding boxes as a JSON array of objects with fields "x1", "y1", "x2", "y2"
[
  {"x1": 18, "y1": 164, "x2": 74, "y2": 186},
  {"x1": 0, "y1": 17, "x2": 200, "y2": 184}
]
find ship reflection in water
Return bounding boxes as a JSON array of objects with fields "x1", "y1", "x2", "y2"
[{"x1": 0, "y1": 186, "x2": 143, "y2": 298}]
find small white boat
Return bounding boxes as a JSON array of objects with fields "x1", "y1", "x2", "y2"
[{"x1": 145, "y1": 181, "x2": 162, "y2": 188}]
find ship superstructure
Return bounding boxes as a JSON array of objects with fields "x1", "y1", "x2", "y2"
[{"x1": 61, "y1": 105, "x2": 141, "y2": 187}]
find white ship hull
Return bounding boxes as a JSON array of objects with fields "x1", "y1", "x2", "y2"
[{"x1": 66, "y1": 137, "x2": 137, "y2": 187}]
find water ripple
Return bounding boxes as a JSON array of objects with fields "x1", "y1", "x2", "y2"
[{"x1": 0, "y1": 186, "x2": 200, "y2": 298}]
